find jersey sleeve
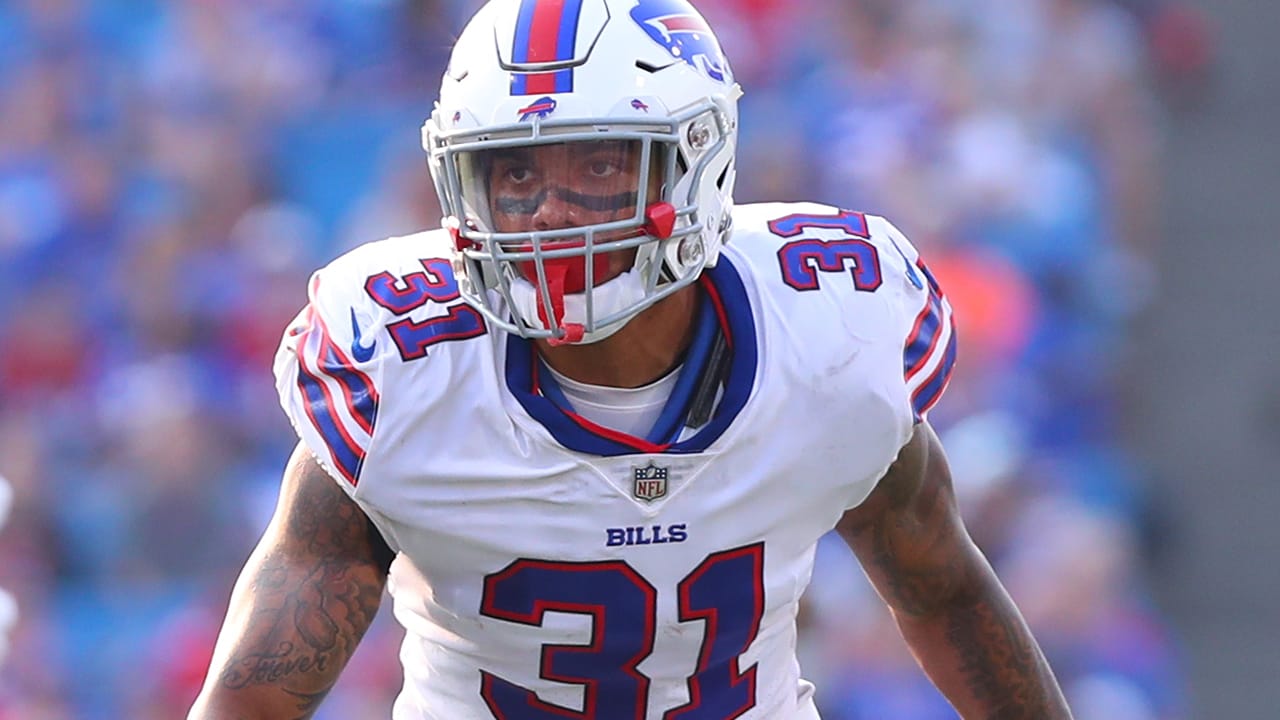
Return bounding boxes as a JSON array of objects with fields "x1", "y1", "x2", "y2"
[
  {"x1": 870, "y1": 215, "x2": 958, "y2": 423},
  {"x1": 274, "y1": 262, "x2": 384, "y2": 490}
]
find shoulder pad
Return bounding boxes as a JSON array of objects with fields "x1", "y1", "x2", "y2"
[
  {"x1": 273, "y1": 229, "x2": 485, "y2": 487},
  {"x1": 728, "y1": 203, "x2": 957, "y2": 422},
  {"x1": 867, "y1": 215, "x2": 957, "y2": 422}
]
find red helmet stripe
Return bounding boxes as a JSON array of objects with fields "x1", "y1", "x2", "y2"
[{"x1": 512, "y1": 0, "x2": 583, "y2": 95}]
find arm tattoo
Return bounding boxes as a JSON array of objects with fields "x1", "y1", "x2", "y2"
[
  {"x1": 855, "y1": 452, "x2": 962, "y2": 617},
  {"x1": 840, "y1": 427, "x2": 1072, "y2": 718},
  {"x1": 216, "y1": 459, "x2": 386, "y2": 704},
  {"x1": 945, "y1": 599, "x2": 1053, "y2": 720},
  {"x1": 217, "y1": 559, "x2": 380, "y2": 690}
]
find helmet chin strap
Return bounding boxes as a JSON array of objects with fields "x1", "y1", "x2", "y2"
[
  {"x1": 509, "y1": 267, "x2": 649, "y2": 345},
  {"x1": 504, "y1": 202, "x2": 679, "y2": 346},
  {"x1": 536, "y1": 260, "x2": 583, "y2": 346}
]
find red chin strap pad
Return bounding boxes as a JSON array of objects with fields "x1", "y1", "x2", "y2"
[
  {"x1": 546, "y1": 323, "x2": 585, "y2": 346},
  {"x1": 533, "y1": 261, "x2": 568, "y2": 330},
  {"x1": 530, "y1": 261, "x2": 586, "y2": 346}
]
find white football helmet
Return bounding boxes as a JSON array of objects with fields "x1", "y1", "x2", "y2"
[{"x1": 423, "y1": 0, "x2": 741, "y2": 344}]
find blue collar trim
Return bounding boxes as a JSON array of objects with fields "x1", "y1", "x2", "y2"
[{"x1": 504, "y1": 256, "x2": 757, "y2": 456}]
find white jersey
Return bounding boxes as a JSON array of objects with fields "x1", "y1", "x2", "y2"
[{"x1": 274, "y1": 202, "x2": 956, "y2": 719}]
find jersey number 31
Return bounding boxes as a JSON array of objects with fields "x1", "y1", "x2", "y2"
[
  {"x1": 773, "y1": 209, "x2": 883, "y2": 292},
  {"x1": 479, "y1": 543, "x2": 765, "y2": 719}
]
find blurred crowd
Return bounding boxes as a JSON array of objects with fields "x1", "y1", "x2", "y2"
[{"x1": 0, "y1": 0, "x2": 1213, "y2": 718}]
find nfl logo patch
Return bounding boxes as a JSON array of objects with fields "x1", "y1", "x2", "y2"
[{"x1": 632, "y1": 461, "x2": 669, "y2": 502}]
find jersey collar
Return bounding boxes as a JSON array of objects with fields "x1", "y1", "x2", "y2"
[{"x1": 504, "y1": 255, "x2": 758, "y2": 456}]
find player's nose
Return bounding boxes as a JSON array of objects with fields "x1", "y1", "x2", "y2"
[{"x1": 531, "y1": 188, "x2": 582, "y2": 231}]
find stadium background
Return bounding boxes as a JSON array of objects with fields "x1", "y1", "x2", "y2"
[{"x1": 0, "y1": 0, "x2": 1271, "y2": 717}]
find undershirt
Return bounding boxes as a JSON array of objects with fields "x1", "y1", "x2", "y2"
[{"x1": 542, "y1": 363, "x2": 682, "y2": 438}]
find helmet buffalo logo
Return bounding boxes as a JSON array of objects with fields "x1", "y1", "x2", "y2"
[
  {"x1": 630, "y1": 0, "x2": 729, "y2": 83},
  {"x1": 630, "y1": 98, "x2": 650, "y2": 112},
  {"x1": 517, "y1": 96, "x2": 557, "y2": 121}
]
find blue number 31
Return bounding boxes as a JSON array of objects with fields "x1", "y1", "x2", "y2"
[
  {"x1": 363, "y1": 258, "x2": 486, "y2": 360},
  {"x1": 773, "y1": 210, "x2": 883, "y2": 292},
  {"x1": 479, "y1": 543, "x2": 765, "y2": 719}
]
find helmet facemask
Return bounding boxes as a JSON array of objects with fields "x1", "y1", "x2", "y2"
[{"x1": 427, "y1": 102, "x2": 733, "y2": 344}]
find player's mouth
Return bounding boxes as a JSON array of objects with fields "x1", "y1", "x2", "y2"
[{"x1": 513, "y1": 238, "x2": 638, "y2": 293}]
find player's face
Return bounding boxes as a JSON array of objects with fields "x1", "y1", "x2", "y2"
[{"x1": 487, "y1": 140, "x2": 654, "y2": 286}]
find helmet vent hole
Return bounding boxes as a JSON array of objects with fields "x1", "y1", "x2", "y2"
[{"x1": 716, "y1": 165, "x2": 729, "y2": 189}]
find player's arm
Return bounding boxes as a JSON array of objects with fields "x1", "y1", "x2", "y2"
[
  {"x1": 188, "y1": 443, "x2": 394, "y2": 720},
  {"x1": 836, "y1": 422, "x2": 1073, "y2": 719}
]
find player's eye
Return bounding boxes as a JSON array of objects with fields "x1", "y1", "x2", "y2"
[
  {"x1": 586, "y1": 159, "x2": 621, "y2": 178},
  {"x1": 504, "y1": 166, "x2": 534, "y2": 184}
]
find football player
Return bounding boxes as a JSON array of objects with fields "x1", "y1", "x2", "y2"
[{"x1": 189, "y1": 0, "x2": 1072, "y2": 717}]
